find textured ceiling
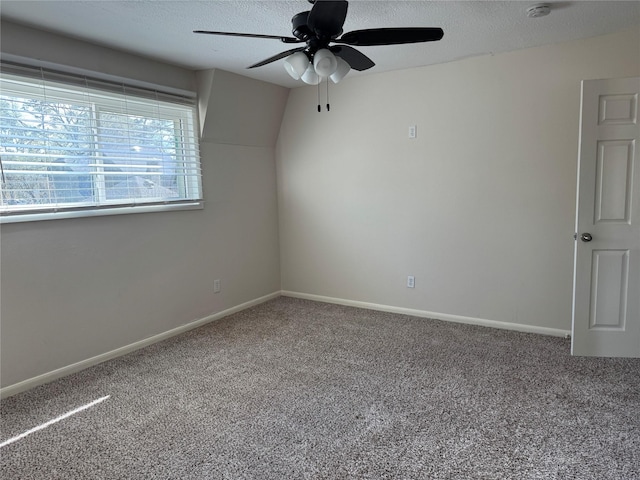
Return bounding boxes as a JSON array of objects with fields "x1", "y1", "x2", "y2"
[{"x1": 1, "y1": 1, "x2": 639, "y2": 88}]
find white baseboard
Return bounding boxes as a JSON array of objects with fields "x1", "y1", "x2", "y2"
[
  {"x1": 2, "y1": 290, "x2": 570, "y2": 399},
  {"x1": 0, "y1": 291, "x2": 281, "y2": 399},
  {"x1": 281, "y1": 291, "x2": 571, "y2": 338}
]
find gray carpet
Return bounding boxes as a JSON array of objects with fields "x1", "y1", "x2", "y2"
[{"x1": 1, "y1": 297, "x2": 639, "y2": 479}]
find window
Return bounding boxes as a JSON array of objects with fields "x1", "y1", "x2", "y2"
[{"x1": 0, "y1": 63, "x2": 202, "y2": 223}]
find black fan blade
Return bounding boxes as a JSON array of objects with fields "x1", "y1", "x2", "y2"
[
  {"x1": 248, "y1": 47, "x2": 306, "y2": 69},
  {"x1": 194, "y1": 30, "x2": 301, "y2": 44},
  {"x1": 307, "y1": 0, "x2": 348, "y2": 38},
  {"x1": 330, "y1": 45, "x2": 375, "y2": 71},
  {"x1": 338, "y1": 27, "x2": 444, "y2": 46}
]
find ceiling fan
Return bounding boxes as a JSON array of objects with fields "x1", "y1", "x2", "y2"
[{"x1": 194, "y1": 0, "x2": 444, "y2": 85}]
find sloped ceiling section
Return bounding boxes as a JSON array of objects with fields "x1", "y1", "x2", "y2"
[
  {"x1": 0, "y1": 20, "x2": 195, "y2": 95},
  {"x1": 197, "y1": 69, "x2": 289, "y2": 147}
]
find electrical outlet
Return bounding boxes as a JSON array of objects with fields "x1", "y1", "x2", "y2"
[
  {"x1": 407, "y1": 275, "x2": 415, "y2": 288},
  {"x1": 213, "y1": 279, "x2": 221, "y2": 293},
  {"x1": 408, "y1": 125, "x2": 417, "y2": 139}
]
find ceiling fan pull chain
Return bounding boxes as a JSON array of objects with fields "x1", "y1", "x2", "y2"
[
  {"x1": 326, "y1": 78, "x2": 330, "y2": 112},
  {"x1": 317, "y1": 82, "x2": 321, "y2": 112}
]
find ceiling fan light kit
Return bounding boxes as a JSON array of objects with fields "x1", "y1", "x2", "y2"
[{"x1": 285, "y1": 48, "x2": 350, "y2": 84}]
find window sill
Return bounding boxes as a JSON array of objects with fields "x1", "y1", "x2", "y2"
[{"x1": 0, "y1": 201, "x2": 204, "y2": 224}]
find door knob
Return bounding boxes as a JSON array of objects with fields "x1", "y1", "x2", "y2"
[{"x1": 580, "y1": 233, "x2": 593, "y2": 242}]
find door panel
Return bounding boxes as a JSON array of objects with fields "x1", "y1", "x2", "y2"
[
  {"x1": 572, "y1": 77, "x2": 640, "y2": 357},
  {"x1": 595, "y1": 140, "x2": 633, "y2": 223},
  {"x1": 598, "y1": 93, "x2": 638, "y2": 125},
  {"x1": 589, "y1": 249, "x2": 629, "y2": 329}
]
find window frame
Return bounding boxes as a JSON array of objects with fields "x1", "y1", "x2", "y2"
[{"x1": 0, "y1": 63, "x2": 203, "y2": 224}]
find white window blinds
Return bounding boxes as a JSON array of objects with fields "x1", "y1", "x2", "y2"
[{"x1": 0, "y1": 62, "x2": 202, "y2": 221}]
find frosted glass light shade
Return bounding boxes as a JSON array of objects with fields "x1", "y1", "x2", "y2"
[
  {"x1": 283, "y1": 52, "x2": 309, "y2": 80},
  {"x1": 313, "y1": 49, "x2": 338, "y2": 78},
  {"x1": 330, "y1": 57, "x2": 351, "y2": 83},
  {"x1": 301, "y1": 63, "x2": 320, "y2": 85}
]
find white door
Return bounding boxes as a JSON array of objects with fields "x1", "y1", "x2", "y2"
[{"x1": 572, "y1": 76, "x2": 640, "y2": 357}]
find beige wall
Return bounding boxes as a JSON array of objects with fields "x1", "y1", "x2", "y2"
[
  {"x1": 277, "y1": 27, "x2": 640, "y2": 331},
  {"x1": 0, "y1": 24, "x2": 285, "y2": 388}
]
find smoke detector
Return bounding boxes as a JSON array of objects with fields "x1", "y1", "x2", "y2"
[{"x1": 526, "y1": 4, "x2": 551, "y2": 18}]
